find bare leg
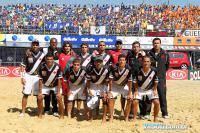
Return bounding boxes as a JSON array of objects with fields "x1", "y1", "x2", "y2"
[
  {"x1": 152, "y1": 99, "x2": 160, "y2": 122},
  {"x1": 120, "y1": 96, "x2": 126, "y2": 116},
  {"x1": 67, "y1": 101, "x2": 73, "y2": 118},
  {"x1": 64, "y1": 96, "x2": 68, "y2": 115},
  {"x1": 124, "y1": 99, "x2": 132, "y2": 122},
  {"x1": 21, "y1": 95, "x2": 28, "y2": 115},
  {"x1": 108, "y1": 98, "x2": 115, "y2": 122},
  {"x1": 37, "y1": 95, "x2": 44, "y2": 118},
  {"x1": 77, "y1": 99, "x2": 82, "y2": 115},
  {"x1": 57, "y1": 95, "x2": 64, "y2": 119},
  {"x1": 102, "y1": 100, "x2": 108, "y2": 124},
  {"x1": 133, "y1": 100, "x2": 139, "y2": 121}
]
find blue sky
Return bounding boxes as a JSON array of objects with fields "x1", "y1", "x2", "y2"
[{"x1": 0, "y1": 0, "x2": 200, "y2": 6}]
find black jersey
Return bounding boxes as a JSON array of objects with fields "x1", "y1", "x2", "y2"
[
  {"x1": 91, "y1": 52, "x2": 111, "y2": 67},
  {"x1": 86, "y1": 66, "x2": 109, "y2": 85},
  {"x1": 78, "y1": 53, "x2": 92, "y2": 70},
  {"x1": 134, "y1": 68, "x2": 158, "y2": 91},
  {"x1": 38, "y1": 62, "x2": 62, "y2": 87},
  {"x1": 65, "y1": 67, "x2": 86, "y2": 86},
  {"x1": 42, "y1": 47, "x2": 60, "y2": 63},
  {"x1": 109, "y1": 65, "x2": 132, "y2": 86},
  {"x1": 21, "y1": 50, "x2": 45, "y2": 75}
]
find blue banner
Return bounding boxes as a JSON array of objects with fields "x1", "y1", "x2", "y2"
[
  {"x1": 61, "y1": 35, "x2": 117, "y2": 46},
  {"x1": 45, "y1": 22, "x2": 69, "y2": 30}
]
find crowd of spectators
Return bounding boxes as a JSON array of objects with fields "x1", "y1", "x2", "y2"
[{"x1": 0, "y1": 3, "x2": 199, "y2": 35}]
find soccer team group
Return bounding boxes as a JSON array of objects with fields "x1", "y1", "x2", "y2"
[{"x1": 19, "y1": 37, "x2": 170, "y2": 123}]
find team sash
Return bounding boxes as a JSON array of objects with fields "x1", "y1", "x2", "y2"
[
  {"x1": 71, "y1": 71, "x2": 86, "y2": 86},
  {"x1": 114, "y1": 69, "x2": 129, "y2": 85},
  {"x1": 95, "y1": 69, "x2": 108, "y2": 85},
  {"x1": 140, "y1": 70, "x2": 155, "y2": 90},
  {"x1": 28, "y1": 52, "x2": 45, "y2": 75},
  {"x1": 82, "y1": 55, "x2": 92, "y2": 67},
  {"x1": 103, "y1": 54, "x2": 110, "y2": 66},
  {"x1": 63, "y1": 56, "x2": 75, "y2": 74},
  {"x1": 44, "y1": 65, "x2": 59, "y2": 86}
]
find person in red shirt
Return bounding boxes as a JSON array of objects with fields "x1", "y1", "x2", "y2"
[
  {"x1": 59, "y1": 41, "x2": 76, "y2": 114},
  {"x1": 109, "y1": 40, "x2": 128, "y2": 117},
  {"x1": 109, "y1": 40, "x2": 128, "y2": 65}
]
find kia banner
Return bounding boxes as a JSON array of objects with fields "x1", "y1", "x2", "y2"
[
  {"x1": 166, "y1": 69, "x2": 188, "y2": 80},
  {"x1": 0, "y1": 66, "x2": 21, "y2": 77}
]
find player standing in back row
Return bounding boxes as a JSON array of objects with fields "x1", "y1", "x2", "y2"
[{"x1": 20, "y1": 40, "x2": 45, "y2": 117}]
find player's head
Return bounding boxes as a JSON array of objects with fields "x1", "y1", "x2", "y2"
[
  {"x1": 118, "y1": 54, "x2": 126, "y2": 68},
  {"x1": 31, "y1": 40, "x2": 40, "y2": 52},
  {"x1": 72, "y1": 58, "x2": 81, "y2": 71},
  {"x1": 98, "y1": 41, "x2": 106, "y2": 52},
  {"x1": 45, "y1": 53, "x2": 54, "y2": 66},
  {"x1": 132, "y1": 41, "x2": 141, "y2": 54},
  {"x1": 62, "y1": 41, "x2": 72, "y2": 54},
  {"x1": 152, "y1": 38, "x2": 161, "y2": 51},
  {"x1": 81, "y1": 43, "x2": 89, "y2": 54},
  {"x1": 142, "y1": 56, "x2": 151, "y2": 68},
  {"x1": 50, "y1": 38, "x2": 58, "y2": 49},
  {"x1": 94, "y1": 55, "x2": 103, "y2": 69},
  {"x1": 115, "y1": 39, "x2": 122, "y2": 51}
]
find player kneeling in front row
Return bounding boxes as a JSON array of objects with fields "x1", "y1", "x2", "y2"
[
  {"x1": 64, "y1": 58, "x2": 87, "y2": 118},
  {"x1": 127, "y1": 56, "x2": 160, "y2": 122},
  {"x1": 108, "y1": 54, "x2": 132, "y2": 122},
  {"x1": 37, "y1": 53, "x2": 64, "y2": 119},
  {"x1": 85, "y1": 55, "x2": 110, "y2": 123}
]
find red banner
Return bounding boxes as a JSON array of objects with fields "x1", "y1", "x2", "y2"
[
  {"x1": 0, "y1": 66, "x2": 21, "y2": 77},
  {"x1": 166, "y1": 69, "x2": 188, "y2": 80}
]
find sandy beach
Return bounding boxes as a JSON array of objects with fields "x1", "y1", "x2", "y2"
[{"x1": 0, "y1": 78, "x2": 199, "y2": 133}]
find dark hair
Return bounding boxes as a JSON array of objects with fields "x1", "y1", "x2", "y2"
[
  {"x1": 152, "y1": 38, "x2": 161, "y2": 44},
  {"x1": 118, "y1": 54, "x2": 126, "y2": 61},
  {"x1": 73, "y1": 58, "x2": 81, "y2": 64},
  {"x1": 81, "y1": 43, "x2": 89, "y2": 48},
  {"x1": 132, "y1": 41, "x2": 140, "y2": 47},
  {"x1": 62, "y1": 41, "x2": 72, "y2": 53},
  {"x1": 115, "y1": 39, "x2": 122, "y2": 45},
  {"x1": 45, "y1": 53, "x2": 54, "y2": 58},
  {"x1": 50, "y1": 38, "x2": 57, "y2": 43},
  {"x1": 142, "y1": 55, "x2": 151, "y2": 61}
]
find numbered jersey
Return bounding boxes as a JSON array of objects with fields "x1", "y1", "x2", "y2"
[{"x1": 38, "y1": 62, "x2": 62, "y2": 87}]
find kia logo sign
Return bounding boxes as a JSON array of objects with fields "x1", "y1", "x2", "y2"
[
  {"x1": 12, "y1": 67, "x2": 21, "y2": 77},
  {"x1": 0, "y1": 67, "x2": 11, "y2": 76},
  {"x1": 168, "y1": 70, "x2": 187, "y2": 80}
]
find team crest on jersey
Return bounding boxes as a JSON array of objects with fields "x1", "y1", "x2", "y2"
[
  {"x1": 42, "y1": 71, "x2": 47, "y2": 76},
  {"x1": 138, "y1": 75, "x2": 142, "y2": 81},
  {"x1": 70, "y1": 75, "x2": 74, "y2": 79},
  {"x1": 115, "y1": 72, "x2": 119, "y2": 77},
  {"x1": 28, "y1": 57, "x2": 33, "y2": 63},
  {"x1": 91, "y1": 75, "x2": 96, "y2": 80}
]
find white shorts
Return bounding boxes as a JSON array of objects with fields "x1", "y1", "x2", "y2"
[
  {"x1": 133, "y1": 89, "x2": 159, "y2": 100},
  {"x1": 68, "y1": 83, "x2": 86, "y2": 101},
  {"x1": 42, "y1": 85, "x2": 62, "y2": 95},
  {"x1": 22, "y1": 73, "x2": 39, "y2": 95},
  {"x1": 111, "y1": 83, "x2": 129, "y2": 98},
  {"x1": 90, "y1": 83, "x2": 108, "y2": 97}
]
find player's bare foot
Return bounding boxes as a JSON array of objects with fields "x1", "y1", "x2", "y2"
[{"x1": 154, "y1": 117, "x2": 158, "y2": 122}]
